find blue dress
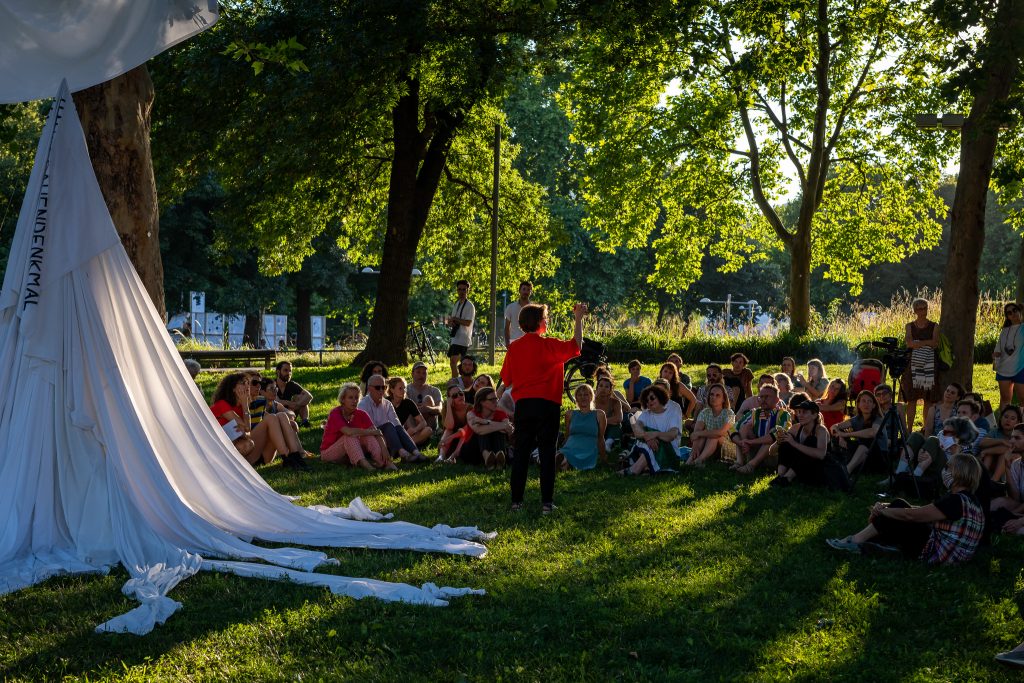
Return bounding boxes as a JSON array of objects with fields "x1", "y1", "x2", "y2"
[{"x1": 561, "y1": 410, "x2": 600, "y2": 470}]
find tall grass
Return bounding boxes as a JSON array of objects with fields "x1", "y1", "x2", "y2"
[{"x1": 581, "y1": 290, "x2": 1010, "y2": 364}]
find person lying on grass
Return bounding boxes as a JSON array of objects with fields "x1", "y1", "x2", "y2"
[
  {"x1": 620, "y1": 384, "x2": 681, "y2": 475},
  {"x1": 686, "y1": 383, "x2": 736, "y2": 467},
  {"x1": 770, "y1": 396, "x2": 829, "y2": 487},
  {"x1": 827, "y1": 453, "x2": 984, "y2": 565},
  {"x1": 557, "y1": 383, "x2": 607, "y2": 472},
  {"x1": 320, "y1": 382, "x2": 397, "y2": 471}
]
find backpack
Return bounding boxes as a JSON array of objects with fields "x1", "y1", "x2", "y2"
[
  {"x1": 937, "y1": 333, "x2": 954, "y2": 371},
  {"x1": 822, "y1": 453, "x2": 854, "y2": 493}
]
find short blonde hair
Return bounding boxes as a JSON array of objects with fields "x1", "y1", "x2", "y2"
[
  {"x1": 948, "y1": 453, "x2": 982, "y2": 493},
  {"x1": 574, "y1": 383, "x2": 595, "y2": 408},
  {"x1": 337, "y1": 382, "x2": 361, "y2": 404}
]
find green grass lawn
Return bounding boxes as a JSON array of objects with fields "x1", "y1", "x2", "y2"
[{"x1": 2, "y1": 362, "x2": 1023, "y2": 681}]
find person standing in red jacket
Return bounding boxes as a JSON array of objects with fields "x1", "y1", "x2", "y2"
[{"x1": 501, "y1": 301, "x2": 586, "y2": 514}]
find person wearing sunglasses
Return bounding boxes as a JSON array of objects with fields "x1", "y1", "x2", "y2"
[
  {"x1": 358, "y1": 376, "x2": 427, "y2": 463},
  {"x1": 994, "y1": 302, "x2": 1024, "y2": 412},
  {"x1": 321, "y1": 383, "x2": 394, "y2": 471},
  {"x1": 439, "y1": 384, "x2": 471, "y2": 462},
  {"x1": 463, "y1": 388, "x2": 514, "y2": 469}
]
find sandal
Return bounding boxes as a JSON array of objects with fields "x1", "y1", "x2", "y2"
[{"x1": 541, "y1": 503, "x2": 557, "y2": 515}]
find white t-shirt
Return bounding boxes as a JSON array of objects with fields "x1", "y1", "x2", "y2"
[
  {"x1": 638, "y1": 404, "x2": 682, "y2": 448},
  {"x1": 451, "y1": 298, "x2": 476, "y2": 346},
  {"x1": 504, "y1": 301, "x2": 525, "y2": 343}
]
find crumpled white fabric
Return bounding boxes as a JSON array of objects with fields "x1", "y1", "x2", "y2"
[
  {"x1": 0, "y1": 0, "x2": 218, "y2": 103},
  {"x1": 0, "y1": 83, "x2": 492, "y2": 636}
]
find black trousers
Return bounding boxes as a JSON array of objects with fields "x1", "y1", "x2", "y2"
[
  {"x1": 872, "y1": 498, "x2": 931, "y2": 558},
  {"x1": 511, "y1": 398, "x2": 560, "y2": 505}
]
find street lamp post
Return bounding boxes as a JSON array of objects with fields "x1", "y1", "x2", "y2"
[{"x1": 699, "y1": 295, "x2": 759, "y2": 329}]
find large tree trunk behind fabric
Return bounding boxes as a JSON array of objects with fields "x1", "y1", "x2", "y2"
[
  {"x1": 939, "y1": 0, "x2": 1024, "y2": 389},
  {"x1": 72, "y1": 65, "x2": 165, "y2": 320}
]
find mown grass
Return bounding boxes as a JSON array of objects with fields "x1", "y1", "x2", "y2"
[{"x1": 1, "y1": 362, "x2": 1022, "y2": 681}]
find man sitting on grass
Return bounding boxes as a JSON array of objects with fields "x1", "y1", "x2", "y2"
[{"x1": 732, "y1": 384, "x2": 789, "y2": 474}]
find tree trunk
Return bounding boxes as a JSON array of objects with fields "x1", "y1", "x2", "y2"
[
  {"x1": 788, "y1": 231, "x2": 813, "y2": 334},
  {"x1": 1017, "y1": 236, "x2": 1024, "y2": 305},
  {"x1": 296, "y1": 286, "x2": 312, "y2": 350},
  {"x1": 72, "y1": 65, "x2": 165, "y2": 320},
  {"x1": 939, "y1": 0, "x2": 1024, "y2": 389},
  {"x1": 357, "y1": 78, "x2": 461, "y2": 367},
  {"x1": 244, "y1": 314, "x2": 262, "y2": 349}
]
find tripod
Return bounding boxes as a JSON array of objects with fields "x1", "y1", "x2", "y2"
[{"x1": 861, "y1": 402, "x2": 920, "y2": 498}]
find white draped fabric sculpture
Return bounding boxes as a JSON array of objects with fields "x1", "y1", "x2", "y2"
[
  {"x1": 0, "y1": 82, "x2": 493, "y2": 635},
  {"x1": 0, "y1": 0, "x2": 219, "y2": 103}
]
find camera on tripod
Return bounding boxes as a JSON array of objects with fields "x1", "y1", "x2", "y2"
[{"x1": 869, "y1": 336, "x2": 911, "y2": 380}]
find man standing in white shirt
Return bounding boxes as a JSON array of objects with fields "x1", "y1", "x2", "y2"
[
  {"x1": 448, "y1": 279, "x2": 476, "y2": 378},
  {"x1": 503, "y1": 280, "x2": 533, "y2": 347}
]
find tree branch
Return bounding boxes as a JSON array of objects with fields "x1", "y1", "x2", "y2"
[
  {"x1": 753, "y1": 85, "x2": 808, "y2": 189},
  {"x1": 825, "y1": 29, "x2": 884, "y2": 157},
  {"x1": 442, "y1": 165, "x2": 493, "y2": 213}
]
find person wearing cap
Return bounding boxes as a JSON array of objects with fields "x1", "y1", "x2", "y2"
[
  {"x1": 407, "y1": 362, "x2": 442, "y2": 431},
  {"x1": 771, "y1": 395, "x2": 829, "y2": 487}
]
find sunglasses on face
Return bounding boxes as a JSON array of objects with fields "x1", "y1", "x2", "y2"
[
  {"x1": 368, "y1": 384, "x2": 385, "y2": 390},
  {"x1": 449, "y1": 392, "x2": 464, "y2": 399}
]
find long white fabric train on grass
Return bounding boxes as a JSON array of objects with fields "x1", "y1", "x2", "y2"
[{"x1": 0, "y1": 82, "x2": 491, "y2": 636}]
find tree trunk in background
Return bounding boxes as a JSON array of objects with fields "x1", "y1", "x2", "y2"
[
  {"x1": 244, "y1": 314, "x2": 261, "y2": 348},
  {"x1": 939, "y1": 0, "x2": 1024, "y2": 390},
  {"x1": 73, "y1": 65, "x2": 165, "y2": 320},
  {"x1": 788, "y1": 232, "x2": 812, "y2": 334},
  {"x1": 1017, "y1": 237, "x2": 1024, "y2": 305},
  {"x1": 296, "y1": 286, "x2": 312, "y2": 350}
]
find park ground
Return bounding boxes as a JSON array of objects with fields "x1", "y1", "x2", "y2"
[{"x1": 2, "y1": 362, "x2": 1024, "y2": 682}]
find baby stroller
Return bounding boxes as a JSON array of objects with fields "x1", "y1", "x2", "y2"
[{"x1": 847, "y1": 341, "x2": 887, "y2": 416}]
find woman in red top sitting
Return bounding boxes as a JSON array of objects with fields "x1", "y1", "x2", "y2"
[
  {"x1": 458, "y1": 387, "x2": 514, "y2": 469},
  {"x1": 211, "y1": 372, "x2": 307, "y2": 469},
  {"x1": 320, "y1": 382, "x2": 396, "y2": 471},
  {"x1": 500, "y1": 302, "x2": 586, "y2": 514}
]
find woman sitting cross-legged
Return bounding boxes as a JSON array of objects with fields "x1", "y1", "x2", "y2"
[
  {"x1": 686, "y1": 383, "x2": 737, "y2": 467},
  {"x1": 771, "y1": 398, "x2": 829, "y2": 487},
  {"x1": 459, "y1": 387, "x2": 514, "y2": 468},
  {"x1": 827, "y1": 453, "x2": 985, "y2": 565},
  {"x1": 557, "y1": 383, "x2": 607, "y2": 471},
  {"x1": 832, "y1": 390, "x2": 882, "y2": 476},
  {"x1": 320, "y1": 382, "x2": 396, "y2": 471},
  {"x1": 621, "y1": 384, "x2": 682, "y2": 475},
  {"x1": 387, "y1": 376, "x2": 433, "y2": 448}
]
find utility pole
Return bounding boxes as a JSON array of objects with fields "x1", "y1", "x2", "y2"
[{"x1": 489, "y1": 123, "x2": 500, "y2": 365}]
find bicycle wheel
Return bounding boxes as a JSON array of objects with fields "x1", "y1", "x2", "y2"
[{"x1": 563, "y1": 358, "x2": 599, "y2": 401}]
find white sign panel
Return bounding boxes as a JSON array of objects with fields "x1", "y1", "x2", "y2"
[{"x1": 311, "y1": 316, "x2": 326, "y2": 350}]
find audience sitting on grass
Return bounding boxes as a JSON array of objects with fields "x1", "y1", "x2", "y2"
[
  {"x1": 978, "y1": 405, "x2": 1021, "y2": 481},
  {"x1": 774, "y1": 372, "x2": 794, "y2": 404},
  {"x1": 834, "y1": 390, "x2": 882, "y2": 476},
  {"x1": 989, "y1": 425, "x2": 1024, "y2": 535},
  {"x1": 798, "y1": 359, "x2": 829, "y2": 401},
  {"x1": 407, "y1": 361, "x2": 443, "y2": 431},
  {"x1": 722, "y1": 352, "x2": 754, "y2": 406},
  {"x1": 358, "y1": 375, "x2": 428, "y2": 463},
  {"x1": 459, "y1": 387, "x2": 514, "y2": 468},
  {"x1": 733, "y1": 383, "x2": 789, "y2": 474},
  {"x1": 620, "y1": 384, "x2": 682, "y2": 475},
  {"x1": 736, "y1": 374, "x2": 781, "y2": 415},
  {"x1": 827, "y1": 453, "x2": 985, "y2": 565},
  {"x1": 557, "y1": 383, "x2": 607, "y2": 471},
  {"x1": 872, "y1": 383, "x2": 908, "y2": 433},
  {"x1": 495, "y1": 380, "x2": 516, "y2": 417},
  {"x1": 251, "y1": 374, "x2": 304, "y2": 443},
  {"x1": 594, "y1": 374, "x2": 625, "y2": 449},
  {"x1": 687, "y1": 383, "x2": 737, "y2": 467},
  {"x1": 473, "y1": 374, "x2": 495, "y2": 393},
  {"x1": 211, "y1": 372, "x2": 308, "y2": 470},
  {"x1": 780, "y1": 356, "x2": 800, "y2": 389},
  {"x1": 387, "y1": 376, "x2": 433, "y2": 448},
  {"x1": 771, "y1": 396, "x2": 829, "y2": 487},
  {"x1": 624, "y1": 359, "x2": 652, "y2": 409},
  {"x1": 456, "y1": 355, "x2": 478, "y2": 398},
  {"x1": 658, "y1": 362, "x2": 698, "y2": 418},
  {"x1": 210, "y1": 372, "x2": 258, "y2": 463},
  {"x1": 184, "y1": 358, "x2": 201, "y2": 380},
  {"x1": 359, "y1": 359, "x2": 389, "y2": 392},
  {"x1": 922, "y1": 383, "x2": 966, "y2": 437},
  {"x1": 818, "y1": 378, "x2": 848, "y2": 432},
  {"x1": 275, "y1": 361, "x2": 314, "y2": 428},
  {"x1": 320, "y1": 382, "x2": 397, "y2": 471},
  {"x1": 439, "y1": 385, "x2": 471, "y2": 461},
  {"x1": 955, "y1": 398, "x2": 987, "y2": 455},
  {"x1": 896, "y1": 416, "x2": 980, "y2": 497}
]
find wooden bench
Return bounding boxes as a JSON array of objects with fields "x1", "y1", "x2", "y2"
[{"x1": 179, "y1": 349, "x2": 277, "y2": 370}]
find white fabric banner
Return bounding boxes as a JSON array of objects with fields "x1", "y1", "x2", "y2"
[
  {"x1": 0, "y1": 0, "x2": 218, "y2": 103},
  {"x1": 0, "y1": 82, "x2": 491, "y2": 635}
]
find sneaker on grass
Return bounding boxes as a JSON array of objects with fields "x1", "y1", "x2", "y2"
[{"x1": 826, "y1": 536, "x2": 861, "y2": 554}]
